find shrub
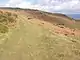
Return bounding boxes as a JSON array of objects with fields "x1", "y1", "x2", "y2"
[
  {"x1": 0, "y1": 10, "x2": 18, "y2": 33},
  {"x1": 0, "y1": 11, "x2": 17, "y2": 25}
]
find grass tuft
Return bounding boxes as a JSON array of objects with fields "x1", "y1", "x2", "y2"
[
  {"x1": 0, "y1": 24, "x2": 8, "y2": 33},
  {"x1": 0, "y1": 10, "x2": 18, "y2": 33}
]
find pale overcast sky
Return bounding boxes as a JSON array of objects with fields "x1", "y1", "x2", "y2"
[{"x1": 0, "y1": 0, "x2": 80, "y2": 14}]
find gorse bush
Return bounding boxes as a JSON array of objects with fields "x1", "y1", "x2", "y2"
[{"x1": 0, "y1": 10, "x2": 18, "y2": 33}]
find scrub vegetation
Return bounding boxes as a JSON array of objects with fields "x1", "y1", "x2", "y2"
[
  {"x1": 0, "y1": 8, "x2": 80, "y2": 60},
  {"x1": 0, "y1": 10, "x2": 17, "y2": 33}
]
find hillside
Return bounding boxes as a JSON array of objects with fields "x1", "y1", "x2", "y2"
[
  {"x1": 23, "y1": 9, "x2": 75, "y2": 28},
  {"x1": 0, "y1": 8, "x2": 80, "y2": 60}
]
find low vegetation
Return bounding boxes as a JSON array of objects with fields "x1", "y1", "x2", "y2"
[
  {"x1": 0, "y1": 8, "x2": 79, "y2": 60},
  {"x1": 0, "y1": 10, "x2": 17, "y2": 33},
  {"x1": 0, "y1": 24, "x2": 8, "y2": 33}
]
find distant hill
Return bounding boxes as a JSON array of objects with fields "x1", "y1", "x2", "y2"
[
  {"x1": 1, "y1": 7, "x2": 79, "y2": 29},
  {"x1": 23, "y1": 9, "x2": 77, "y2": 29},
  {"x1": 1, "y1": 7, "x2": 80, "y2": 28},
  {"x1": 67, "y1": 14, "x2": 80, "y2": 19}
]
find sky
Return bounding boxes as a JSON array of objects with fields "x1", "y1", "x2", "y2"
[{"x1": 0, "y1": 0, "x2": 80, "y2": 14}]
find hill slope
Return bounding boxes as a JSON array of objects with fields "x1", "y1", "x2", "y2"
[
  {"x1": 23, "y1": 9, "x2": 76, "y2": 28},
  {"x1": 0, "y1": 8, "x2": 80, "y2": 60}
]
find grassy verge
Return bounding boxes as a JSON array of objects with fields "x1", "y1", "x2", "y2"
[{"x1": 0, "y1": 10, "x2": 18, "y2": 33}]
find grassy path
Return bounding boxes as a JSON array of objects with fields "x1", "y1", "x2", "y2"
[
  {"x1": 0, "y1": 14, "x2": 80, "y2": 60},
  {"x1": 0, "y1": 15, "x2": 52, "y2": 60}
]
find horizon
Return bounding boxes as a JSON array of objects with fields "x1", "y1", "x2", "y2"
[
  {"x1": 0, "y1": 0, "x2": 80, "y2": 14},
  {"x1": 0, "y1": 6, "x2": 80, "y2": 19}
]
